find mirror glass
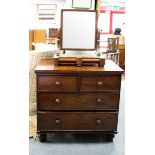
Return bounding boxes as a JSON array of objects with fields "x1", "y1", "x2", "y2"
[{"x1": 61, "y1": 10, "x2": 97, "y2": 51}]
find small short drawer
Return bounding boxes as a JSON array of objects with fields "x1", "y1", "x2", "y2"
[
  {"x1": 80, "y1": 75, "x2": 121, "y2": 92},
  {"x1": 37, "y1": 112, "x2": 118, "y2": 131},
  {"x1": 37, "y1": 75, "x2": 78, "y2": 92},
  {"x1": 38, "y1": 92, "x2": 119, "y2": 110}
]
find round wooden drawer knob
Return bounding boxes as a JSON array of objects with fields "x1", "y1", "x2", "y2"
[
  {"x1": 97, "y1": 81, "x2": 103, "y2": 87},
  {"x1": 96, "y1": 119, "x2": 102, "y2": 125},
  {"x1": 55, "y1": 119, "x2": 60, "y2": 124},
  {"x1": 55, "y1": 98, "x2": 61, "y2": 104},
  {"x1": 55, "y1": 81, "x2": 61, "y2": 87},
  {"x1": 96, "y1": 98, "x2": 102, "y2": 104}
]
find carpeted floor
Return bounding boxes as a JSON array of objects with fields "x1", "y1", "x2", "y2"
[
  {"x1": 29, "y1": 80, "x2": 125, "y2": 155},
  {"x1": 29, "y1": 115, "x2": 37, "y2": 138}
]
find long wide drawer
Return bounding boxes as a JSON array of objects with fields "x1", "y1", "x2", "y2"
[
  {"x1": 38, "y1": 92, "x2": 119, "y2": 110},
  {"x1": 80, "y1": 75, "x2": 121, "y2": 91},
  {"x1": 37, "y1": 75, "x2": 78, "y2": 92},
  {"x1": 38, "y1": 112, "x2": 118, "y2": 131}
]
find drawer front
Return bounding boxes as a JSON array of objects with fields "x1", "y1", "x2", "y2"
[
  {"x1": 38, "y1": 112, "x2": 118, "y2": 131},
  {"x1": 37, "y1": 76, "x2": 78, "y2": 92},
  {"x1": 38, "y1": 92, "x2": 119, "y2": 110},
  {"x1": 80, "y1": 75, "x2": 121, "y2": 91}
]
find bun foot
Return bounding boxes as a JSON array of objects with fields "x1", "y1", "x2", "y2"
[
  {"x1": 39, "y1": 133, "x2": 46, "y2": 142},
  {"x1": 106, "y1": 133, "x2": 115, "y2": 142}
]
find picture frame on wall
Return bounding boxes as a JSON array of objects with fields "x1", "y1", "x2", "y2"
[{"x1": 72, "y1": 0, "x2": 92, "y2": 9}]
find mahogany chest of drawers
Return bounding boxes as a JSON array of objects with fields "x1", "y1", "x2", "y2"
[{"x1": 35, "y1": 60, "x2": 123, "y2": 142}]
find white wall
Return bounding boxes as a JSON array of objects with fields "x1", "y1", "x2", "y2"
[
  {"x1": 29, "y1": 0, "x2": 95, "y2": 29},
  {"x1": 29, "y1": 0, "x2": 65, "y2": 29}
]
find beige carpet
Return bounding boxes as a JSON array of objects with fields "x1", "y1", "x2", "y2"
[
  {"x1": 29, "y1": 103, "x2": 37, "y2": 138},
  {"x1": 29, "y1": 115, "x2": 37, "y2": 138}
]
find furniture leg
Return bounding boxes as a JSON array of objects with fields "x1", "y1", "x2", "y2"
[
  {"x1": 106, "y1": 133, "x2": 115, "y2": 142},
  {"x1": 38, "y1": 133, "x2": 46, "y2": 142}
]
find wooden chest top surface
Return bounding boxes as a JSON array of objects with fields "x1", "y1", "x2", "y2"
[{"x1": 35, "y1": 60, "x2": 123, "y2": 74}]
